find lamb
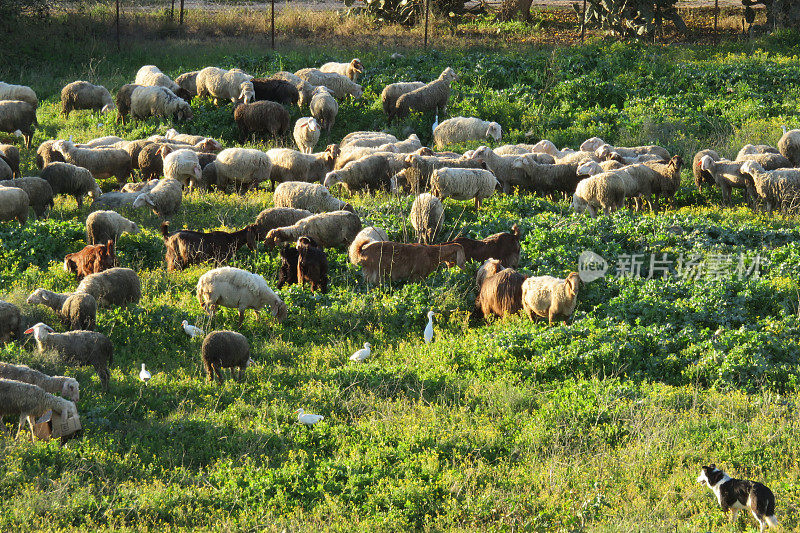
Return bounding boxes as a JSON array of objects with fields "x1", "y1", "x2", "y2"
[
  {"x1": 0, "y1": 378, "x2": 78, "y2": 440},
  {"x1": 295, "y1": 68, "x2": 363, "y2": 99},
  {"x1": 429, "y1": 167, "x2": 499, "y2": 208},
  {"x1": 293, "y1": 117, "x2": 321, "y2": 154},
  {"x1": 296, "y1": 236, "x2": 328, "y2": 293},
  {"x1": 778, "y1": 128, "x2": 800, "y2": 167},
  {"x1": 63, "y1": 240, "x2": 115, "y2": 280},
  {"x1": 324, "y1": 154, "x2": 394, "y2": 193},
  {"x1": 36, "y1": 140, "x2": 65, "y2": 169},
  {"x1": 134, "y1": 65, "x2": 182, "y2": 94},
  {"x1": 698, "y1": 155, "x2": 751, "y2": 205},
  {"x1": 351, "y1": 240, "x2": 465, "y2": 283},
  {"x1": 580, "y1": 137, "x2": 670, "y2": 161},
  {"x1": 25, "y1": 323, "x2": 114, "y2": 391},
  {"x1": 251, "y1": 78, "x2": 300, "y2": 106},
  {"x1": 320, "y1": 59, "x2": 364, "y2": 82},
  {"x1": 53, "y1": 140, "x2": 132, "y2": 188},
  {"x1": 75, "y1": 267, "x2": 141, "y2": 307},
  {"x1": 0, "y1": 81, "x2": 37, "y2": 108},
  {"x1": 0, "y1": 362, "x2": 79, "y2": 401},
  {"x1": 447, "y1": 224, "x2": 521, "y2": 267},
  {"x1": 310, "y1": 86, "x2": 338, "y2": 133},
  {"x1": 473, "y1": 261, "x2": 527, "y2": 320},
  {"x1": 114, "y1": 83, "x2": 141, "y2": 124},
  {"x1": 195, "y1": 67, "x2": 254, "y2": 105},
  {"x1": 381, "y1": 82, "x2": 425, "y2": 117},
  {"x1": 161, "y1": 146, "x2": 202, "y2": 189},
  {"x1": 0, "y1": 186, "x2": 29, "y2": 225},
  {"x1": 196, "y1": 267, "x2": 287, "y2": 326},
  {"x1": 90, "y1": 191, "x2": 141, "y2": 210},
  {"x1": 271, "y1": 72, "x2": 314, "y2": 107},
  {"x1": 341, "y1": 131, "x2": 398, "y2": 149},
  {"x1": 26, "y1": 288, "x2": 97, "y2": 331},
  {"x1": 0, "y1": 177, "x2": 53, "y2": 219},
  {"x1": 267, "y1": 149, "x2": 338, "y2": 189},
  {"x1": 251, "y1": 207, "x2": 313, "y2": 240},
  {"x1": 60, "y1": 81, "x2": 115, "y2": 117},
  {"x1": 175, "y1": 71, "x2": 199, "y2": 96},
  {"x1": 348, "y1": 226, "x2": 388, "y2": 265},
  {"x1": 0, "y1": 144, "x2": 20, "y2": 178},
  {"x1": 513, "y1": 155, "x2": 586, "y2": 198},
  {"x1": 164, "y1": 129, "x2": 223, "y2": 150},
  {"x1": 233, "y1": 100, "x2": 290, "y2": 142},
  {"x1": 201, "y1": 330, "x2": 251, "y2": 384},
  {"x1": 740, "y1": 160, "x2": 800, "y2": 215},
  {"x1": 0, "y1": 100, "x2": 37, "y2": 148},
  {"x1": 403, "y1": 153, "x2": 484, "y2": 193},
  {"x1": 570, "y1": 171, "x2": 626, "y2": 217},
  {"x1": 161, "y1": 221, "x2": 256, "y2": 270},
  {"x1": 0, "y1": 300, "x2": 22, "y2": 344},
  {"x1": 133, "y1": 177, "x2": 183, "y2": 217},
  {"x1": 85, "y1": 210, "x2": 139, "y2": 245},
  {"x1": 130, "y1": 85, "x2": 193, "y2": 121},
  {"x1": 433, "y1": 117, "x2": 502, "y2": 149},
  {"x1": 40, "y1": 162, "x2": 102, "y2": 208},
  {"x1": 264, "y1": 210, "x2": 362, "y2": 249},
  {"x1": 736, "y1": 144, "x2": 779, "y2": 159},
  {"x1": 521, "y1": 272, "x2": 582, "y2": 325},
  {"x1": 410, "y1": 193, "x2": 444, "y2": 244},
  {"x1": 389, "y1": 67, "x2": 457, "y2": 122},
  {"x1": 200, "y1": 148, "x2": 272, "y2": 191}
]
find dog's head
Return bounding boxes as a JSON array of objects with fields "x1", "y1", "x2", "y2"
[{"x1": 697, "y1": 464, "x2": 725, "y2": 487}]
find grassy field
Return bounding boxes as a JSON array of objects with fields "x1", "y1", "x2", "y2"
[{"x1": 2, "y1": 25, "x2": 800, "y2": 531}]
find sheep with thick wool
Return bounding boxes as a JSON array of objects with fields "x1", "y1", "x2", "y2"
[
  {"x1": 0, "y1": 378, "x2": 78, "y2": 440},
  {"x1": 0, "y1": 144, "x2": 20, "y2": 178},
  {"x1": 341, "y1": 131, "x2": 398, "y2": 149},
  {"x1": 200, "y1": 148, "x2": 272, "y2": 191},
  {"x1": 135, "y1": 65, "x2": 182, "y2": 94},
  {"x1": 571, "y1": 171, "x2": 625, "y2": 217},
  {"x1": 778, "y1": 128, "x2": 800, "y2": 167},
  {"x1": 251, "y1": 78, "x2": 300, "y2": 106},
  {"x1": 75, "y1": 267, "x2": 141, "y2": 307},
  {"x1": 736, "y1": 143, "x2": 779, "y2": 159},
  {"x1": 175, "y1": 71, "x2": 199, "y2": 96},
  {"x1": 402, "y1": 153, "x2": 483, "y2": 193},
  {"x1": 473, "y1": 260, "x2": 527, "y2": 320},
  {"x1": 130, "y1": 85, "x2": 193, "y2": 121},
  {"x1": 293, "y1": 118, "x2": 321, "y2": 154},
  {"x1": 271, "y1": 72, "x2": 314, "y2": 107},
  {"x1": 389, "y1": 67, "x2": 457, "y2": 122},
  {"x1": 698, "y1": 155, "x2": 751, "y2": 205},
  {"x1": 320, "y1": 59, "x2": 364, "y2": 82},
  {"x1": 0, "y1": 362, "x2": 79, "y2": 402},
  {"x1": 692, "y1": 149, "x2": 720, "y2": 188},
  {"x1": 0, "y1": 158, "x2": 11, "y2": 180},
  {"x1": 36, "y1": 140, "x2": 65, "y2": 169},
  {"x1": 0, "y1": 186, "x2": 29, "y2": 225},
  {"x1": 234, "y1": 100, "x2": 290, "y2": 142},
  {"x1": 26, "y1": 288, "x2": 97, "y2": 331},
  {"x1": 267, "y1": 148, "x2": 338, "y2": 189},
  {"x1": 295, "y1": 68, "x2": 363, "y2": 100},
  {"x1": 0, "y1": 300, "x2": 22, "y2": 344},
  {"x1": 265, "y1": 210, "x2": 361, "y2": 249},
  {"x1": 85, "y1": 210, "x2": 139, "y2": 245},
  {"x1": 521, "y1": 272, "x2": 582, "y2": 325},
  {"x1": 164, "y1": 129, "x2": 223, "y2": 150},
  {"x1": 201, "y1": 330, "x2": 252, "y2": 384},
  {"x1": 433, "y1": 117, "x2": 502, "y2": 149},
  {"x1": 381, "y1": 82, "x2": 425, "y2": 117},
  {"x1": 41, "y1": 162, "x2": 102, "y2": 209},
  {"x1": 0, "y1": 177, "x2": 53, "y2": 219},
  {"x1": 251, "y1": 207, "x2": 312, "y2": 240},
  {"x1": 351, "y1": 240, "x2": 465, "y2": 284},
  {"x1": 90, "y1": 191, "x2": 141, "y2": 210},
  {"x1": 133, "y1": 177, "x2": 182, "y2": 217},
  {"x1": 53, "y1": 140, "x2": 132, "y2": 187},
  {"x1": 580, "y1": 137, "x2": 670, "y2": 160},
  {"x1": 348, "y1": 226, "x2": 388, "y2": 266},
  {"x1": 471, "y1": 145, "x2": 531, "y2": 193},
  {"x1": 309, "y1": 86, "x2": 338, "y2": 134},
  {"x1": 736, "y1": 151, "x2": 792, "y2": 170},
  {"x1": 429, "y1": 167, "x2": 498, "y2": 208},
  {"x1": 161, "y1": 146, "x2": 202, "y2": 189},
  {"x1": 324, "y1": 153, "x2": 394, "y2": 193},
  {"x1": 195, "y1": 67, "x2": 254, "y2": 105},
  {"x1": 25, "y1": 323, "x2": 114, "y2": 391},
  {"x1": 0, "y1": 81, "x2": 37, "y2": 108},
  {"x1": 632, "y1": 155, "x2": 684, "y2": 211},
  {"x1": 114, "y1": 83, "x2": 140, "y2": 124},
  {"x1": 740, "y1": 160, "x2": 800, "y2": 215},
  {"x1": 60, "y1": 81, "x2": 115, "y2": 117},
  {"x1": 410, "y1": 193, "x2": 444, "y2": 244},
  {"x1": 197, "y1": 267, "x2": 287, "y2": 326},
  {"x1": 0, "y1": 100, "x2": 37, "y2": 148}
]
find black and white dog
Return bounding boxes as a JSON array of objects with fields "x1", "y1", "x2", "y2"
[{"x1": 697, "y1": 464, "x2": 778, "y2": 532}]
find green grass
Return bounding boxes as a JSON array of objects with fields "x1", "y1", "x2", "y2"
[{"x1": 1, "y1": 29, "x2": 800, "y2": 531}]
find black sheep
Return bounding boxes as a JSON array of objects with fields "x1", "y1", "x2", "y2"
[
  {"x1": 251, "y1": 78, "x2": 300, "y2": 106},
  {"x1": 297, "y1": 236, "x2": 328, "y2": 293},
  {"x1": 277, "y1": 245, "x2": 299, "y2": 289}
]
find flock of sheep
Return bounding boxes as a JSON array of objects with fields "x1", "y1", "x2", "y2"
[{"x1": 1, "y1": 55, "x2": 800, "y2": 443}]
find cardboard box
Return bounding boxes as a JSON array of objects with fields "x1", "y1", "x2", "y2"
[{"x1": 33, "y1": 410, "x2": 82, "y2": 441}]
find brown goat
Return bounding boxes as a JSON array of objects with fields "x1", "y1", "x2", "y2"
[
  {"x1": 353, "y1": 240, "x2": 465, "y2": 283},
  {"x1": 296, "y1": 236, "x2": 328, "y2": 293},
  {"x1": 446, "y1": 224, "x2": 522, "y2": 268},
  {"x1": 161, "y1": 222, "x2": 257, "y2": 271},
  {"x1": 63, "y1": 240, "x2": 115, "y2": 280},
  {"x1": 474, "y1": 263, "x2": 527, "y2": 320}
]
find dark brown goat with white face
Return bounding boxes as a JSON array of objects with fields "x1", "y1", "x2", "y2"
[
  {"x1": 446, "y1": 224, "x2": 521, "y2": 268},
  {"x1": 160, "y1": 222, "x2": 256, "y2": 271},
  {"x1": 63, "y1": 240, "x2": 115, "y2": 280},
  {"x1": 296, "y1": 236, "x2": 328, "y2": 293}
]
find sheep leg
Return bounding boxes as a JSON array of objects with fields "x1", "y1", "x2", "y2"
[
  {"x1": 214, "y1": 364, "x2": 223, "y2": 385},
  {"x1": 237, "y1": 310, "x2": 245, "y2": 327}
]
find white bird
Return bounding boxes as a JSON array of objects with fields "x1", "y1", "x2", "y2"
[
  {"x1": 424, "y1": 310, "x2": 435, "y2": 344},
  {"x1": 182, "y1": 320, "x2": 204, "y2": 338},
  {"x1": 432, "y1": 111, "x2": 439, "y2": 134},
  {"x1": 139, "y1": 363, "x2": 151, "y2": 384},
  {"x1": 350, "y1": 342, "x2": 372, "y2": 362},
  {"x1": 295, "y1": 408, "x2": 324, "y2": 425}
]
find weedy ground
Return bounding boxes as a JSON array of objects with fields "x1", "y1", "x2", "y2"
[{"x1": 1, "y1": 19, "x2": 800, "y2": 532}]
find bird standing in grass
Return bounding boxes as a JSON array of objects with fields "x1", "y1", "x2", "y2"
[
  {"x1": 139, "y1": 363, "x2": 151, "y2": 384},
  {"x1": 424, "y1": 310, "x2": 435, "y2": 344},
  {"x1": 295, "y1": 408, "x2": 324, "y2": 425},
  {"x1": 182, "y1": 320, "x2": 204, "y2": 338},
  {"x1": 350, "y1": 342, "x2": 372, "y2": 362}
]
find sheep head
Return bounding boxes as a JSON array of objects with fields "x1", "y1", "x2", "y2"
[
  {"x1": 579, "y1": 137, "x2": 605, "y2": 152},
  {"x1": 565, "y1": 272, "x2": 582, "y2": 297},
  {"x1": 26, "y1": 288, "x2": 47, "y2": 305},
  {"x1": 165, "y1": 128, "x2": 178, "y2": 139},
  {"x1": 440, "y1": 67, "x2": 457, "y2": 82},
  {"x1": 486, "y1": 123, "x2": 502, "y2": 142},
  {"x1": 739, "y1": 159, "x2": 763, "y2": 177},
  {"x1": 24, "y1": 322, "x2": 54, "y2": 340},
  {"x1": 239, "y1": 82, "x2": 255, "y2": 104},
  {"x1": 158, "y1": 144, "x2": 174, "y2": 159},
  {"x1": 271, "y1": 299, "x2": 288, "y2": 323},
  {"x1": 196, "y1": 138, "x2": 223, "y2": 152},
  {"x1": 133, "y1": 194, "x2": 155, "y2": 209},
  {"x1": 61, "y1": 378, "x2": 80, "y2": 401},
  {"x1": 699, "y1": 155, "x2": 716, "y2": 172},
  {"x1": 351, "y1": 59, "x2": 364, "y2": 73},
  {"x1": 576, "y1": 160, "x2": 601, "y2": 177},
  {"x1": 323, "y1": 171, "x2": 340, "y2": 188},
  {"x1": 531, "y1": 139, "x2": 557, "y2": 156}
]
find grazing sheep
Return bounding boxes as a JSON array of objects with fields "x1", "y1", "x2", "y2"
[
  {"x1": 403, "y1": 153, "x2": 484, "y2": 193},
  {"x1": 580, "y1": 137, "x2": 670, "y2": 160},
  {"x1": 63, "y1": 240, "x2": 115, "y2": 280},
  {"x1": 320, "y1": 59, "x2": 364, "y2": 82},
  {"x1": 164, "y1": 129, "x2": 222, "y2": 150},
  {"x1": 295, "y1": 68, "x2": 363, "y2": 99},
  {"x1": 0, "y1": 300, "x2": 22, "y2": 344},
  {"x1": 698, "y1": 155, "x2": 751, "y2": 205},
  {"x1": 474, "y1": 263, "x2": 527, "y2": 320},
  {"x1": 348, "y1": 226, "x2": 388, "y2": 266},
  {"x1": 135, "y1": 65, "x2": 182, "y2": 94},
  {"x1": 113, "y1": 138, "x2": 152, "y2": 168},
  {"x1": 85, "y1": 210, "x2": 139, "y2": 245},
  {"x1": 233, "y1": 100, "x2": 290, "y2": 142},
  {"x1": 201, "y1": 148, "x2": 272, "y2": 191},
  {"x1": 635, "y1": 155, "x2": 684, "y2": 211},
  {"x1": 381, "y1": 82, "x2": 425, "y2": 117},
  {"x1": 352, "y1": 240, "x2": 465, "y2": 283},
  {"x1": 161, "y1": 221, "x2": 256, "y2": 271},
  {"x1": 296, "y1": 236, "x2": 328, "y2": 293},
  {"x1": 0, "y1": 186, "x2": 29, "y2": 225},
  {"x1": 53, "y1": 140, "x2": 132, "y2": 188},
  {"x1": 40, "y1": 162, "x2": 102, "y2": 208},
  {"x1": 0, "y1": 81, "x2": 37, "y2": 108},
  {"x1": 271, "y1": 72, "x2": 314, "y2": 107},
  {"x1": 195, "y1": 67, "x2": 254, "y2": 105},
  {"x1": 80, "y1": 136, "x2": 126, "y2": 148},
  {"x1": 571, "y1": 171, "x2": 626, "y2": 217},
  {"x1": 736, "y1": 143, "x2": 779, "y2": 159},
  {"x1": 341, "y1": 131, "x2": 398, "y2": 149},
  {"x1": 430, "y1": 167, "x2": 499, "y2": 208},
  {"x1": 197, "y1": 267, "x2": 287, "y2": 326},
  {"x1": 90, "y1": 191, "x2": 141, "y2": 210},
  {"x1": 265, "y1": 210, "x2": 362, "y2": 249},
  {"x1": 740, "y1": 160, "x2": 800, "y2": 215},
  {"x1": 433, "y1": 117, "x2": 502, "y2": 149},
  {"x1": 410, "y1": 193, "x2": 444, "y2": 244},
  {"x1": 138, "y1": 143, "x2": 169, "y2": 180},
  {"x1": 26, "y1": 289, "x2": 96, "y2": 331},
  {"x1": 75, "y1": 267, "x2": 141, "y2": 307},
  {"x1": 494, "y1": 143, "x2": 541, "y2": 156},
  {"x1": 596, "y1": 146, "x2": 665, "y2": 164},
  {"x1": 390, "y1": 67, "x2": 457, "y2": 123},
  {"x1": 736, "y1": 151, "x2": 792, "y2": 170},
  {"x1": 133, "y1": 177, "x2": 183, "y2": 217},
  {"x1": 521, "y1": 272, "x2": 582, "y2": 325},
  {"x1": 277, "y1": 244, "x2": 300, "y2": 289},
  {"x1": 0, "y1": 144, "x2": 20, "y2": 178},
  {"x1": 122, "y1": 180, "x2": 159, "y2": 193},
  {"x1": 130, "y1": 85, "x2": 193, "y2": 121},
  {"x1": 778, "y1": 129, "x2": 800, "y2": 167},
  {"x1": 0, "y1": 362, "x2": 79, "y2": 401},
  {"x1": 293, "y1": 117, "x2": 321, "y2": 154},
  {"x1": 324, "y1": 154, "x2": 394, "y2": 193},
  {"x1": 252, "y1": 207, "x2": 313, "y2": 240},
  {"x1": 25, "y1": 323, "x2": 114, "y2": 391},
  {"x1": 175, "y1": 71, "x2": 199, "y2": 96},
  {"x1": 201, "y1": 330, "x2": 251, "y2": 384},
  {"x1": 60, "y1": 81, "x2": 115, "y2": 117},
  {"x1": 512, "y1": 155, "x2": 586, "y2": 197},
  {"x1": 471, "y1": 145, "x2": 530, "y2": 193},
  {"x1": 114, "y1": 83, "x2": 141, "y2": 125},
  {"x1": 0, "y1": 378, "x2": 78, "y2": 440},
  {"x1": 251, "y1": 78, "x2": 300, "y2": 106},
  {"x1": 162, "y1": 146, "x2": 202, "y2": 189},
  {"x1": 310, "y1": 86, "x2": 338, "y2": 134},
  {"x1": 267, "y1": 149, "x2": 338, "y2": 189},
  {"x1": 0, "y1": 177, "x2": 53, "y2": 219},
  {"x1": 448, "y1": 224, "x2": 521, "y2": 267},
  {"x1": 36, "y1": 140, "x2": 65, "y2": 169},
  {"x1": 0, "y1": 100, "x2": 37, "y2": 148}
]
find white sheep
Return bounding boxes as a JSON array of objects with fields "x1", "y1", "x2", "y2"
[
  {"x1": 273, "y1": 181, "x2": 350, "y2": 213},
  {"x1": 60, "y1": 81, "x2": 115, "y2": 117},
  {"x1": 521, "y1": 272, "x2": 582, "y2": 325},
  {"x1": 390, "y1": 67, "x2": 457, "y2": 122},
  {"x1": 0, "y1": 100, "x2": 37, "y2": 148},
  {"x1": 164, "y1": 129, "x2": 223, "y2": 150},
  {"x1": 90, "y1": 191, "x2": 141, "y2": 210},
  {"x1": 81, "y1": 136, "x2": 126, "y2": 148},
  {"x1": 0, "y1": 186, "x2": 29, "y2": 225},
  {"x1": 778, "y1": 128, "x2": 800, "y2": 167},
  {"x1": 265, "y1": 210, "x2": 362, "y2": 249},
  {"x1": 320, "y1": 59, "x2": 364, "y2": 81},
  {"x1": 0, "y1": 362, "x2": 79, "y2": 401},
  {"x1": 736, "y1": 143, "x2": 779, "y2": 159},
  {"x1": 580, "y1": 137, "x2": 670, "y2": 161},
  {"x1": 201, "y1": 148, "x2": 272, "y2": 191},
  {"x1": 410, "y1": 193, "x2": 444, "y2": 244},
  {"x1": 135, "y1": 65, "x2": 181, "y2": 93},
  {"x1": 380, "y1": 82, "x2": 425, "y2": 116},
  {"x1": 295, "y1": 68, "x2": 363, "y2": 99},
  {"x1": 433, "y1": 117, "x2": 502, "y2": 149},
  {"x1": 196, "y1": 267, "x2": 287, "y2": 326},
  {"x1": 266, "y1": 148, "x2": 337, "y2": 187},
  {"x1": 429, "y1": 167, "x2": 499, "y2": 208},
  {"x1": 698, "y1": 155, "x2": 751, "y2": 205},
  {"x1": 341, "y1": 131, "x2": 398, "y2": 149},
  {"x1": 195, "y1": 67, "x2": 254, "y2": 105},
  {"x1": 0, "y1": 378, "x2": 78, "y2": 440},
  {"x1": 0, "y1": 81, "x2": 38, "y2": 108},
  {"x1": 571, "y1": 171, "x2": 626, "y2": 217},
  {"x1": 310, "y1": 86, "x2": 338, "y2": 133},
  {"x1": 348, "y1": 226, "x2": 389, "y2": 265},
  {"x1": 162, "y1": 147, "x2": 202, "y2": 189},
  {"x1": 85, "y1": 210, "x2": 140, "y2": 244},
  {"x1": 26, "y1": 288, "x2": 97, "y2": 331},
  {"x1": 324, "y1": 154, "x2": 393, "y2": 193},
  {"x1": 52, "y1": 140, "x2": 132, "y2": 187},
  {"x1": 740, "y1": 159, "x2": 800, "y2": 215},
  {"x1": 471, "y1": 145, "x2": 525, "y2": 193},
  {"x1": 175, "y1": 71, "x2": 199, "y2": 96},
  {"x1": 0, "y1": 177, "x2": 53, "y2": 219},
  {"x1": 133, "y1": 177, "x2": 183, "y2": 217},
  {"x1": 121, "y1": 179, "x2": 159, "y2": 193},
  {"x1": 130, "y1": 85, "x2": 193, "y2": 121},
  {"x1": 293, "y1": 117, "x2": 321, "y2": 154},
  {"x1": 75, "y1": 267, "x2": 141, "y2": 307}
]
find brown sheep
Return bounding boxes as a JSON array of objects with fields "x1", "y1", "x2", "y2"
[
  {"x1": 161, "y1": 221, "x2": 257, "y2": 271},
  {"x1": 63, "y1": 240, "x2": 115, "y2": 280},
  {"x1": 447, "y1": 224, "x2": 521, "y2": 268},
  {"x1": 233, "y1": 101, "x2": 290, "y2": 142},
  {"x1": 473, "y1": 263, "x2": 527, "y2": 320},
  {"x1": 352, "y1": 240, "x2": 465, "y2": 283},
  {"x1": 296, "y1": 236, "x2": 328, "y2": 293}
]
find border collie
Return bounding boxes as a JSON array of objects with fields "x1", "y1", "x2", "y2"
[{"x1": 697, "y1": 464, "x2": 778, "y2": 532}]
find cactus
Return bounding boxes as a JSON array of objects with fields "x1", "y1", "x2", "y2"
[{"x1": 574, "y1": 0, "x2": 687, "y2": 39}]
